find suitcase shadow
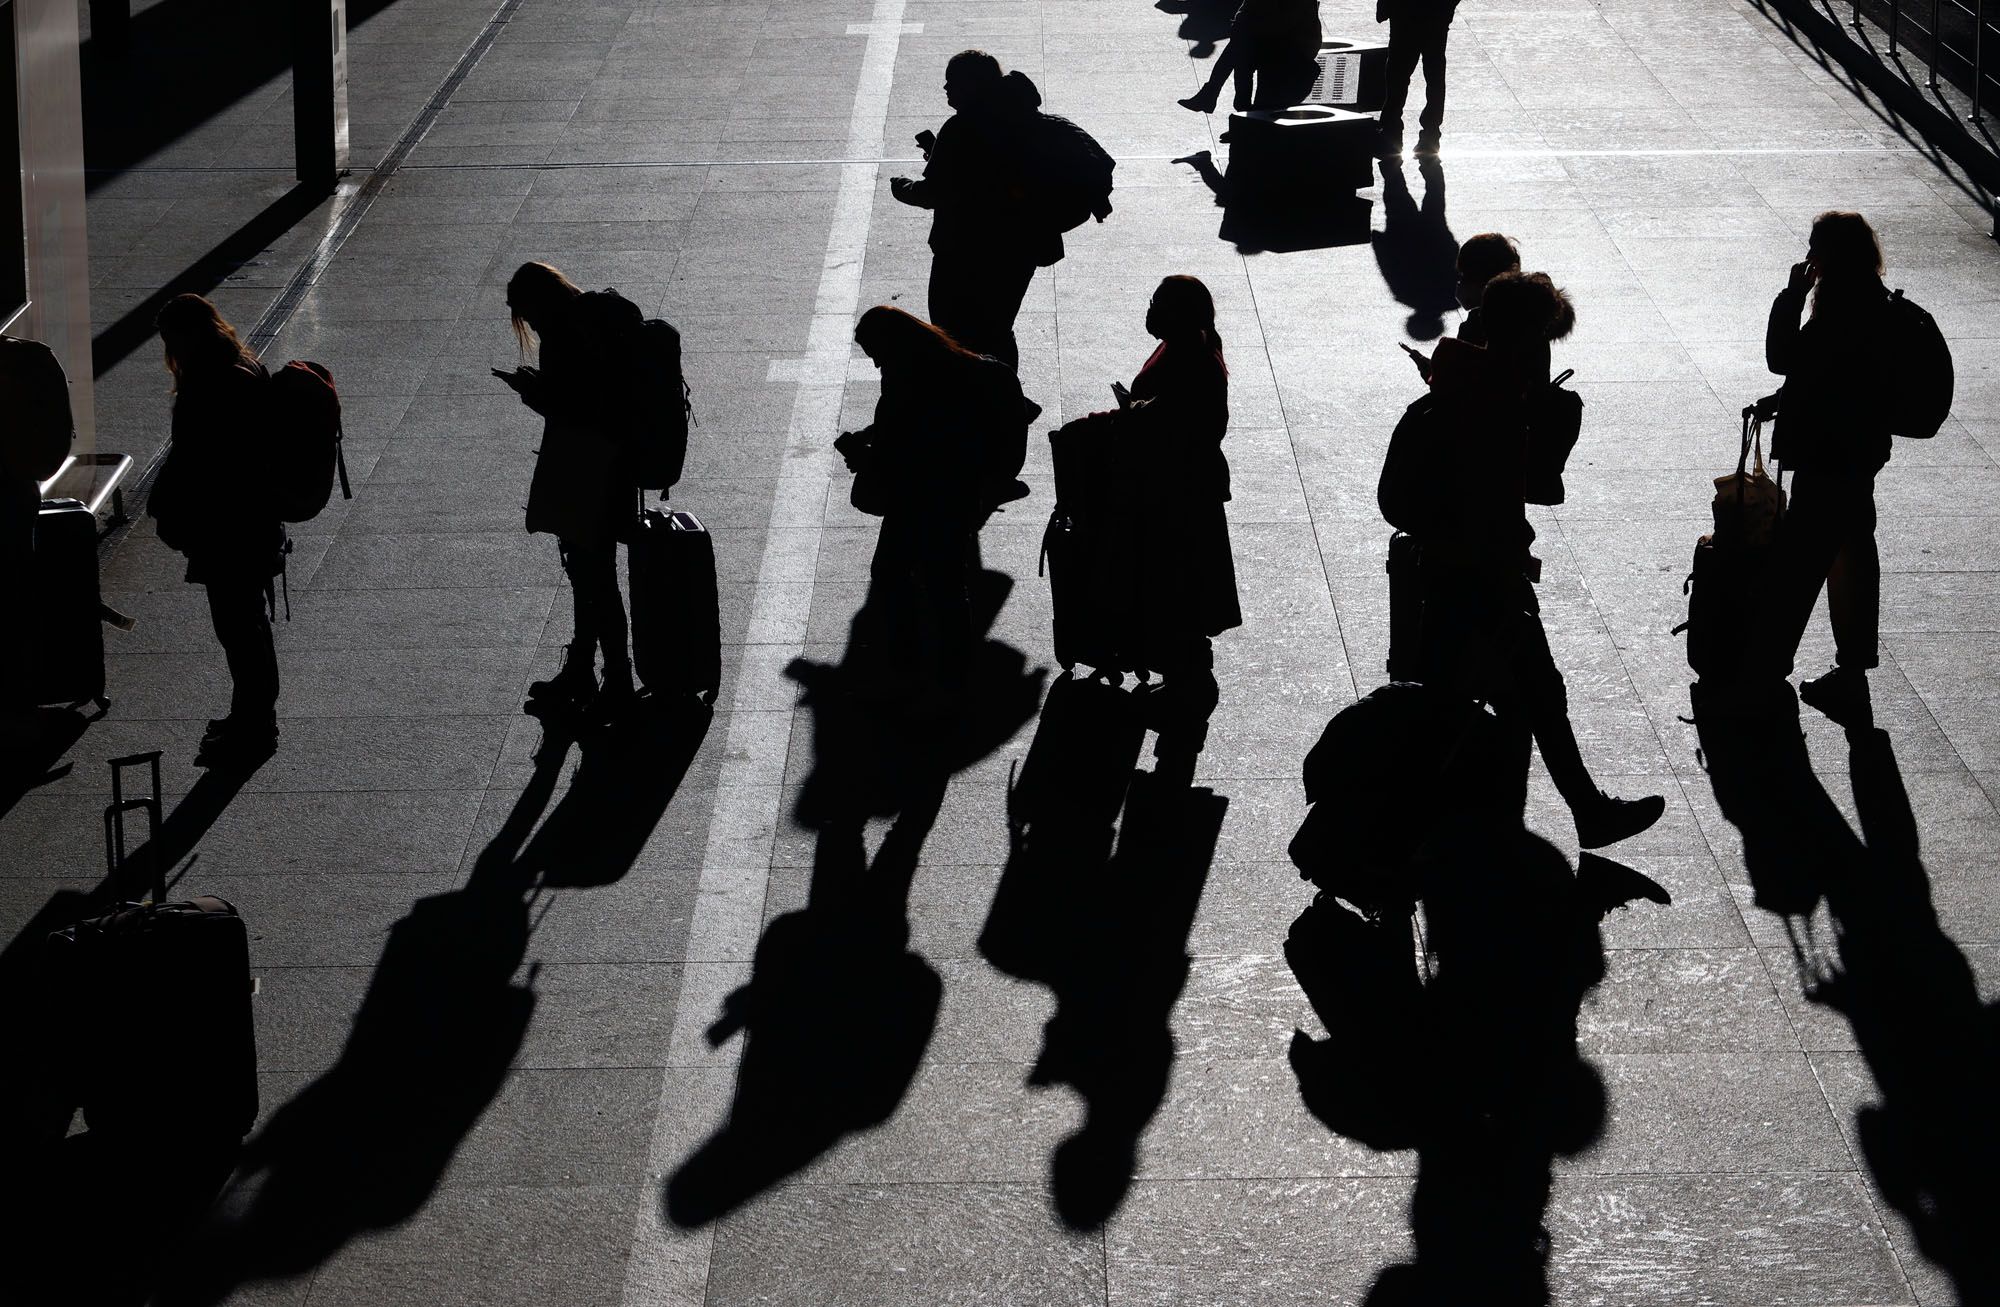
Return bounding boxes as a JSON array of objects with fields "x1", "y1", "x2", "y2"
[
  {"x1": 979, "y1": 672, "x2": 1227, "y2": 1230},
  {"x1": 664, "y1": 566, "x2": 1044, "y2": 1228}
]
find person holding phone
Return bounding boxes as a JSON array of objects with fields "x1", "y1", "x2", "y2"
[
  {"x1": 1402, "y1": 231, "x2": 1521, "y2": 380},
  {"x1": 1756, "y1": 210, "x2": 1897, "y2": 721}
]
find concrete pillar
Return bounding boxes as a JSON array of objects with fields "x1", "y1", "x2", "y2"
[{"x1": 292, "y1": 0, "x2": 350, "y2": 190}]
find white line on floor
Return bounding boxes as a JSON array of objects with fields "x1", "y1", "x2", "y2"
[{"x1": 616, "y1": 0, "x2": 909, "y2": 1300}]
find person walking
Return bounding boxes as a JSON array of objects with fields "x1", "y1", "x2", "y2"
[
  {"x1": 888, "y1": 50, "x2": 1059, "y2": 372},
  {"x1": 147, "y1": 294, "x2": 285, "y2": 767},
  {"x1": 1376, "y1": 0, "x2": 1461, "y2": 158},
  {"x1": 497, "y1": 261, "x2": 643, "y2": 721},
  {"x1": 1759, "y1": 211, "x2": 1897, "y2": 721},
  {"x1": 835, "y1": 307, "x2": 1008, "y2": 711},
  {"x1": 1117, "y1": 276, "x2": 1242, "y2": 744},
  {"x1": 1395, "y1": 272, "x2": 1664, "y2": 849},
  {"x1": 1176, "y1": 0, "x2": 1323, "y2": 114}
]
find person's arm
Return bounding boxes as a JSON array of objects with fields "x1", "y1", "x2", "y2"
[
  {"x1": 891, "y1": 118, "x2": 958, "y2": 208},
  {"x1": 1765, "y1": 263, "x2": 1813, "y2": 376}
]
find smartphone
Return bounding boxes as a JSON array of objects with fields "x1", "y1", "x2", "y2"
[
  {"x1": 915, "y1": 129, "x2": 937, "y2": 154},
  {"x1": 1111, "y1": 381, "x2": 1131, "y2": 408}
]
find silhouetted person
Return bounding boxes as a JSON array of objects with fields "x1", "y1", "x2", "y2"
[
  {"x1": 1176, "y1": 0, "x2": 1322, "y2": 113},
  {"x1": 0, "y1": 334, "x2": 72, "y2": 729},
  {"x1": 498, "y1": 261, "x2": 641, "y2": 721},
  {"x1": 1373, "y1": 156, "x2": 1458, "y2": 342},
  {"x1": 147, "y1": 293, "x2": 283, "y2": 768},
  {"x1": 1408, "y1": 273, "x2": 1664, "y2": 848},
  {"x1": 1401, "y1": 230, "x2": 1519, "y2": 379},
  {"x1": 1376, "y1": 0, "x2": 1460, "y2": 157},
  {"x1": 889, "y1": 50, "x2": 1057, "y2": 371},
  {"x1": 1758, "y1": 211, "x2": 1896, "y2": 722},
  {"x1": 1116, "y1": 276, "x2": 1241, "y2": 748},
  {"x1": 836, "y1": 306, "x2": 1013, "y2": 713}
]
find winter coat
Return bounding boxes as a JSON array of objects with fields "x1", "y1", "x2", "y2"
[
  {"x1": 150, "y1": 359, "x2": 287, "y2": 584},
  {"x1": 1126, "y1": 338, "x2": 1243, "y2": 642},
  {"x1": 1765, "y1": 282, "x2": 1894, "y2": 476},
  {"x1": 524, "y1": 290, "x2": 644, "y2": 544}
]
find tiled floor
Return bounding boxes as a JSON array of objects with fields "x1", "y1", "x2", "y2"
[{"x1": 7, "y1": 0, "x2": 2000, "y2": 1302}]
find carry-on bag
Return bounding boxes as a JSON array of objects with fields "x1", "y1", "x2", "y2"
[
  {"x1": 629, "y1": 502, "x2": 722, "y2": 704},
  {"x1": 29, "y1": 498, "x2": 108, "y2": 708},
  {"x1": 1040, "y1": 508, "x2": 1127, "y2": 675},
  {"x1": 1673, "y1": 402, "x2": 1786, "y2": 681},
  {"x1": 43, "y1": 752, "x2": 258, "y2": 1141},
  {"x1": 1384, "y1": 530, "x2": 1423, "y2": 683}
]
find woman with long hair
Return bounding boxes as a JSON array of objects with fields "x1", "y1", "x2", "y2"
[
  {"x1": 1760, "y1": 210, "x2": 1894, "y2": 720},
  {"x1": 1415, "y1": 271, "x2": 1664, "y2": 849},
  {"x1": 498, "y1": 260, "x2": 643, "y2": 719},
  {"x1": 147, "y1": 292, "x2": 284, "y2": 766},
  {"x1": 1121, "y1": 275, "x2": 1242, "y2": 742}
]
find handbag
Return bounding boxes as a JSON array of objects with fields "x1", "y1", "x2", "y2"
[{"x1": 1711, "y1": 404, "x2": 1785, "y2": 549}]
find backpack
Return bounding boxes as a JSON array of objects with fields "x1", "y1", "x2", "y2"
[
  {"x1": 267, "y1": 361, "x2": 350, "y2": 523},
  {"x1": 618, "y1": 316, "x2": 693, "y2": 491},
  {"x1": 1376, "y1": 393, "x2": 1437, "y2": 535},
  {"x1": 0, "y1": 335, "x2": 74, "y2": 483},
  {"x1": 1884, "y1": 289, "x2": 1953, "y2": 439},
  {"x1": 1027, "y1": 112, "x2": 1115, "y2": 235},
  {"x1": 1523, "y1": 368, "x2": 1583, "y2": 505}
]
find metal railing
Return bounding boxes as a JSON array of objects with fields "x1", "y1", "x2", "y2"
[{"x1": 1852, "y1": 0, "x2": 1998, "y2": 121}]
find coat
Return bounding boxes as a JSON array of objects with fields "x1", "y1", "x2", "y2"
[
  {"x1": 902, "y1": 72, "x2": 1064, "y2": 268},
  {"x1": 1765, "y1": 282, "x2": 1894, "y2": 476},
  {"x1": 1126, "y1": 338, "x2": 1243, "y2": 642},
  {"x1": 523, "y1": 290, "x2": 643, "y2": 544},
  {"x1": 150, "y1": 359, "x2": 287, "y2": 584},
  {"x1": 846, "y1": 355, "x2": 989, "y2": 561}
]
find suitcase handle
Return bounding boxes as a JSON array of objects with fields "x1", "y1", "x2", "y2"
[{"x1": 105, "y1": 751, "x2": 165, "y2": 903}]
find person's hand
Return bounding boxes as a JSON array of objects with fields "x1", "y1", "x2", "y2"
[
  {"x1": 1786, "y1": 259, "x2": 1817, "y2": 295},
  {"x1": 889, "y1": 176, "x2": 918, "y2": 204},
  {"x1": 1400, "y1": 342, "x2": 1433, "y2": 381},
  {"x1": 492, "y1": 366, "x2": 526, "y2": 392}
]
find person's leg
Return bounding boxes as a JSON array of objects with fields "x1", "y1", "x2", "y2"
[
  {"x1": 570, "y1": 538, "x2": 633, "y2": 700},
  {"x1": 1754, "y1": 471, "x2": 1842, "y2": 681},
  {"x1": 928, "y1": 254, "x2": 974, "y2": 348},
  {"x1": 1182, "y1": 39, "x2": 1239, "y2": 109},
  {"x1": 205, "y1": 577, "x2": 279, "y2": 737},
  {"x1": 1379, "y1": 18, "x2": 1423, "y2": 147},
  {"x1": 1416, "y1": 11, "x2": 1454, "y2": 137},
  {"x1": 984, "y1": 261, "x2": 1036, "y2": 372},
  {"x1": 1826, "y1": 478, "x2": 1880, "y2": 672}
]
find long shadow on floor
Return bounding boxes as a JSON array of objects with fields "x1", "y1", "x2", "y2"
[
  {"x1": 151, "y1": 697, "x2": 710, "y2": 1305},
  {"x1": 665, "y1": 568, "x2": 1043, "y2": 1227},
  {"x1": 1697, "y1": 688, "x2": 2000, "y2": 1302},
  {"x1": 1154, "y1": 0, "x2": 1237, "y2": 58},
  {"x1": 1284, "y1": 688, "x2": 1657, "y2": 1304},
  {"x1": 979, "y1": 670, "x2": 1227, "y2": 1229},
  {"x1": 1177, "y1": 148, "x2": 1374, "y2": 255},
  {"x1": 1371, "y1": 156, "x2": 1458, "y2": 342}
]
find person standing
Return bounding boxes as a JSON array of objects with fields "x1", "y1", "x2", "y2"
[
  {"x1": 148, "y1": 294, "x2": 285, "y2": 767},
  {"x1": 1397, "y1": 272, "x2": 1664, "y2": 849},
  {"x1": 497, "y1": 261, "x2": 643, "y2": 721},
  {"x1": 0, "y1": 334, "x2": 73, "y2": 724},
  {"x1": 1376, "y1": 0, "x2": 1461, "y2": 158},
  {"x1": 888, "y1": 50, "x2": 1059, "y2": 372},
  {"x1": 1760, "y1": 211, "x2": 1897, "y2": 721},
  {"x1": 1176, "y1": 0, "x2": 1323, "y2": 114}
]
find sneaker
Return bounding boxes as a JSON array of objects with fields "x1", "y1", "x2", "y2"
[
  {"x1": 1177, "y1": 91, "x2": 1218, "y2": 114},
  {"x1": 1413, "y1": 129, "x2": 1442, "y2": 156},
  {"x1": 1374, "y1": 129, "x2": 1405, "y2": 159},
  {"x1": 528, "y1": 657, "x2": 596, "y2": 706},
  {"x1": 1573, "y1": 792, "x2": 1666, "y2": 850},
  {"x1": 196, "y1": 719, "x2": 278, "y2": 769},
  {"x1": 1799, "y1": 665, "x2": 1870, "y2": 724}
]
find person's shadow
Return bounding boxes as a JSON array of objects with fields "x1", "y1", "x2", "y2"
[
  {"x1": 1371, "y1": 155, "x2": 1459, "y2": 342},
  {"x1": 142, "y1": 698, "x2": 711, "y2": 1306},
  {"x1": 1155, "y1": 0, "x2": 1236, "y2": 58},
  {"x1": 665, "y1": 567, "x2": 1044, "y2": 1227},
  {"x1": 1176, "y1": 148, "x2": 1374, "y2": 255},
  {"x1": 1285, "y1": 686, "x2": 1663, "y2": 1304},
  {"x1": 1697, "y1": 689, "x2": 2000, "y2": 1301},
  {"x1": 979, "y1": 669, "x2": 1227, "y2": 1229}
]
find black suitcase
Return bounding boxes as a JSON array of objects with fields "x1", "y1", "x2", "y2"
[
  {"x1": 1040, "y1": 509, "x2": 1122, "y2": 676},
  {"x1": 30, "y1": 498, "x2": 107, "y2": 708},
  {"x1": 44, "y1": 752, "x2": 258, "y2": 1142},
  {"x1": 629, "y1": 505, "x2": 721, "y2": 704},
  {"x1": 1385, "y1": 529, "x2": 1423, "y2": 683}
]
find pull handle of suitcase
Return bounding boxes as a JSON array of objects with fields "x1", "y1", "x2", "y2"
[{"x1": 105, "y1": 750, "x2": 165, "y2": 903}]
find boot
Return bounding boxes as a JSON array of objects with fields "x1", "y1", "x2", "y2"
[
  {"x1": 1799, "y1": 665, "x2": 1870, "y2": 725},
  {"x1": 1572, "y1": 792, "x2": 1666, "y2": 850}
]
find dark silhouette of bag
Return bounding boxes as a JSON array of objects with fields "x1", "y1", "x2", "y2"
[
  {"x1": 629, "y1": 504, "x2": 721, "y2": 704},
  {"x1": 624, "y1": 317, "x2": 694, "y2": 489},
  {"x1": 29, "y1": 499, "x2": 107, "y2": 708},
  {"x1": 1384, "y1": 529, "x2": 1423, "y2": 683},
  {"x1": 1376, "y1": 393, "x2": 1436, "y2": 535},
  {"x1": 1524, "y1": 368, "x2": 1583, "y2": 505},
  {"x1": 44, "y1": 895, "x2": 258, "y2": 1141},
  {"x1": 1043, "y1": 412, "x2": 1138, "y2": 674},
  {"x1": 1027, "y1": 112, "x2": 1115, "y2": 235},
  {"x1": 267, "y1": 360, "x2": 350, "y2": 523},
  {"x1": 0, "y1": 334, "x2": 74, "y2": 483},
  {"x1": 1673, "y1": 404, "x2": 1783, "y2": 680},
  {"x1": 1884, "y1": 289, "x2": 1953, "y2": 440}
]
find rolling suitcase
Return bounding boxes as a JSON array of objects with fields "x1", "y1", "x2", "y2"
[
  {"x1": 1384, "y1": 530, "x2": 1423, "y2": 683},
  {"x1": 43, "y1": 752, "x2": 258, "y2": 1142},
  {"x1": 629, "y1": 504, "x2": 722, "y2": 704},
  {"x1": 1040, "y1": 508, "x2": 1125, "y2": 676},
  {"x1": 30, "y1": 498, "x2": 107, "y2": 708}
]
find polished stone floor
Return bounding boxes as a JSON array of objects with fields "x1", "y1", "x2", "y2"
[{"x1": 7, "y1": 0, "x2": 2000, "y2": 1301}]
